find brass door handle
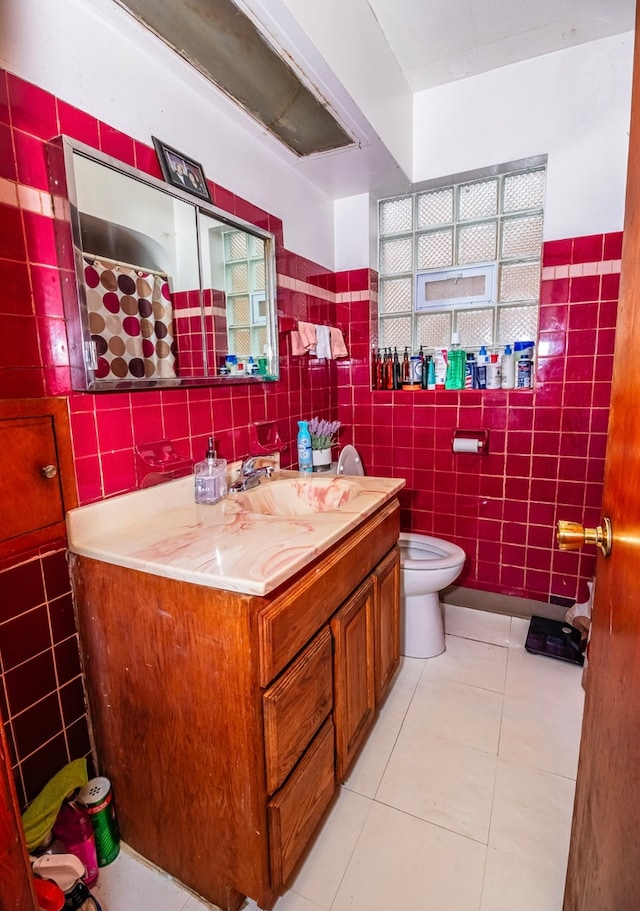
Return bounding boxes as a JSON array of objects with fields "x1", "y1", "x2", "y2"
[
  {"x1": 557, "y1": 518, "x2": 612, "y2": 557},
  {"x1": 41, "y1": 464, "x2": 58, "y2": 480}
]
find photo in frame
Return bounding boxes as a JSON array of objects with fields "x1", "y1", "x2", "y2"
[{"x1": 152, "y1": 136, "x2": 212, "y2": 203}]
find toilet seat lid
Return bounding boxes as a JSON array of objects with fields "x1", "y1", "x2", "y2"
[{"x1": 337, "y1": 444, "x2": 364, "y2": 476}]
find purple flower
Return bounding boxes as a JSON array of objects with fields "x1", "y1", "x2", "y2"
[{"x1": 308, "y1": 416, "x2": 341, "y2": 450}]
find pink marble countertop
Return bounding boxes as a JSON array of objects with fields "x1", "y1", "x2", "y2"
[{"x1": 66, "y1": 471, "x2": 405, "y2": 596}]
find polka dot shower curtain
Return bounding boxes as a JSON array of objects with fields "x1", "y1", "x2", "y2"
[{"x1": 83, "y1": 257, "x2": 177, "y2": 380}]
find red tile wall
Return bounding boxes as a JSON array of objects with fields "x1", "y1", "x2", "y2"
[
  {"x1": 335, "y1": 235, "x2": 620, "y2": 606},
  {"x1": 0, "y1": 67, "x2": 337, "y2": 804},
  {"x1": 0, "y1": 546, "x2": 91, "y2": 806},
  {"x1": 0, "y1": 64, "x2": 619, "y2": 805}
]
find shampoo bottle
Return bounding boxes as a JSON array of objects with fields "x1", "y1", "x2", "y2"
[
  {"x1": 194, "y1": 437, "x2": 227, "y2": 505},
  {"x1": 297, "y1": 421, "x2": 313, "y2": 473}
]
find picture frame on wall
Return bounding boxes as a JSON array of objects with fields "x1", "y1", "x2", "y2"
[{"x1": 152, "y1": 137, "x2": 212, "y2": 203}]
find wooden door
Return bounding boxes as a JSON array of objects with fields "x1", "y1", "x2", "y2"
[
  {"x1": 331, "y1": 576, "x2": 376, "y2": 781},
  {"x1": 373, "y1": 547, "x2": 400, "y2": 704},
  {"x1": 563, "y1": 10, "x2": 640, "y2": 909},
  {"x1": 0, "y1": 719, "x2": 37, "y2": 910}
]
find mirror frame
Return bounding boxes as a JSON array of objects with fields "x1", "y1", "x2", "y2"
[{"x1": 54, "y1": 135, "x2": 279, "y2": 391}]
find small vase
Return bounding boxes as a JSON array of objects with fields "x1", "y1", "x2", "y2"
[{"x1": 311, "y1": 448, "x2": 332, "y2": 472}]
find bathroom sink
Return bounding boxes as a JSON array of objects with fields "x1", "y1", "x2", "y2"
[{"x1": 230, "y1": 476, "x2": 356, "y2": 517}]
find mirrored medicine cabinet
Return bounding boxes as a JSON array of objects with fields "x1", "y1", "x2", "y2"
[{"x1": 52, "y1": 136, "x2": 279, "y2": 391}]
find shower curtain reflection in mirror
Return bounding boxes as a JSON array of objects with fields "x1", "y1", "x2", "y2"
[{"x1": 83, "y1": 255, "x2": 177, "y2": 380}]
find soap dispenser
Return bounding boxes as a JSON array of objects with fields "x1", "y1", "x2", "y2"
[{"x1": 194, "y1": 437, "x2": 227, "y2": 505}]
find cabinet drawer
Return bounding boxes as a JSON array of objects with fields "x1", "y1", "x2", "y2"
[
  {"x1": 268, "y1": 717, "x2": 335, "y2": 889},
  {"x1": 263, "y1": 627, "x2": 333, "y2": 794},
  {"x1": 259, "y1": 499, "x2": 400, "y2": 685}
]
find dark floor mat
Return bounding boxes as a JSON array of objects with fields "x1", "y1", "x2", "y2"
[{"x1": 525, "y1": 615, "x2": 584, "y2": 665}]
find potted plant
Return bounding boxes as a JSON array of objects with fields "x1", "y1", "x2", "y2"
[{"x1": 308, "y1": 417, "x2": 341, "y2": 471}]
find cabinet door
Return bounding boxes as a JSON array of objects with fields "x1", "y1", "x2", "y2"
[
  {"x1": 373, "y1": 547, "x2": 400, "y2": 705},
  {"x1": 331, "y1": 577, "x2": 375, "y2": 781},
  {"x1": 0, "y1": 398, "x2": 76, "y2": 563}
]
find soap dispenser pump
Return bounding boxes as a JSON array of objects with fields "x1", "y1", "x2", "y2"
[{"x1": 194, "y1": 436, "x2": 227, "y2": 505}]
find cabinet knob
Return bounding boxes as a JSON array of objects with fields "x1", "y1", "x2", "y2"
[{"x1": 41, "y1": 464, "x2": 58, "y2": 480}]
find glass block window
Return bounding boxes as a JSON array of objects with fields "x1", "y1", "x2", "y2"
[
  {"x1": 224, "y1": 230, "x2": 267, "y2": 359},
  {"x1": 378, "y1": 161, "x2": 546, "y2": 357}
]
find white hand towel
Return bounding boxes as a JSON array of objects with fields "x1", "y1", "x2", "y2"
[{"x1": 315, "y1": 324, "x2": 331, "y2": 359}]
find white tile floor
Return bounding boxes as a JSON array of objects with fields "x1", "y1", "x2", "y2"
[{"x1": 91, "y1": 605, "x2": 584, "y2": 911}]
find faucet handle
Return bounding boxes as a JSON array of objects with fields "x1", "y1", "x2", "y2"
[{"x1": 243, "y1": 455, "x2": 277, "y2": 475}]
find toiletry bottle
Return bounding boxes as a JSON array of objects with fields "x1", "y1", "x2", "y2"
[
  {"x1": 401, "y1": 347, "x2": 411, "y2": 385},
  {"x1": 52, "y1": 801, "x2": 99, "y2": 887},
  {"x1": 445, "y1": 332, "x2": 465, "y2": 389},
  {"x1": 410, "y1": 352, "x2": 421, "y2": 385},
  {"x1": 427, "y1": 354, "x2": 436, "y2": 390},
  {"x1": 516, "y1": 344, "x2": 534, "y2": 388},
  {"x1": 486, "y1": 352, "x2": 502, "y2": 389},
  {"x1": 392, "y1": 347, "x2": 401, "y2": 390},
  {"x1": 383, "y1": 349, "x2": 393, "y2": 389},
  {"x1": 372, "y1": 349, "x2": 380, "y2": 390},
  {"x1": 297, "y1": 420, "x2": 313, "y2": 473},
  {"x1": 421, "y1": 353, "x2": 430, "y2": 389},
  {"x1": 377, "y1": 349, "x2": 385, "y2": 389},
  {"x1": 464, "y1": 352, "x2": 476, "y2": 389},
  {"x1": 501, "y1": 344, "x2": 515, "y2": 388},
  {"x1": 194, "y1": 437, "x2": 228, "y2": 505},
  {"x1": 434, "y1": 349, "x2": 447, "y2": 389},
  {"x1": 475, "y1": 345, "x2": 488, "y2": 389}
]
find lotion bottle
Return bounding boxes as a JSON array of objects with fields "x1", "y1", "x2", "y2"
[
  {"x1": 500, "y1": 344, "x2": 515, "y2": 389},
  {"x1": 297, "y1": 420, "x2": 313, "y2": 473}
]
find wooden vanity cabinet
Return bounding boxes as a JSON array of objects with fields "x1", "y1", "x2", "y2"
[{"x1": 71, "y1": 498, "x2": 400, "y2": 911}]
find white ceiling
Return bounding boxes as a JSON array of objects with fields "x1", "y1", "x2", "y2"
[{"x1": 367, "y1": 0, "x2": 636, "y2": 91}]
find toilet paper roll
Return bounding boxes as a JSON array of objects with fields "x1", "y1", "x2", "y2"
[{"x1": 452, "y1": 437, "x2": 480, "y2": 453}]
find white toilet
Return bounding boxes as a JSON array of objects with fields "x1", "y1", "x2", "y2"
[
  {"x1": 399, "y1": 532, "x2": 466, "y2": 658},
  {"x1": 336, "y1": 445, "x2": 466, "y2": 659}
]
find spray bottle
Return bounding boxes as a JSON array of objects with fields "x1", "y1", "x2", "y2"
[{"x1": 297, "y1": 421, "x2": 313, "y2": 473}]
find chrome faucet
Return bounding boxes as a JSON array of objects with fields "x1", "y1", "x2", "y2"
[{"x1": 230, "y1": 456, "x2": 276, "y2": 492}]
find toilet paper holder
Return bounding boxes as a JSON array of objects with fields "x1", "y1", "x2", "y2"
[{"x1": 452, "y1": 430, "x2": 489, "y2": 455}]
